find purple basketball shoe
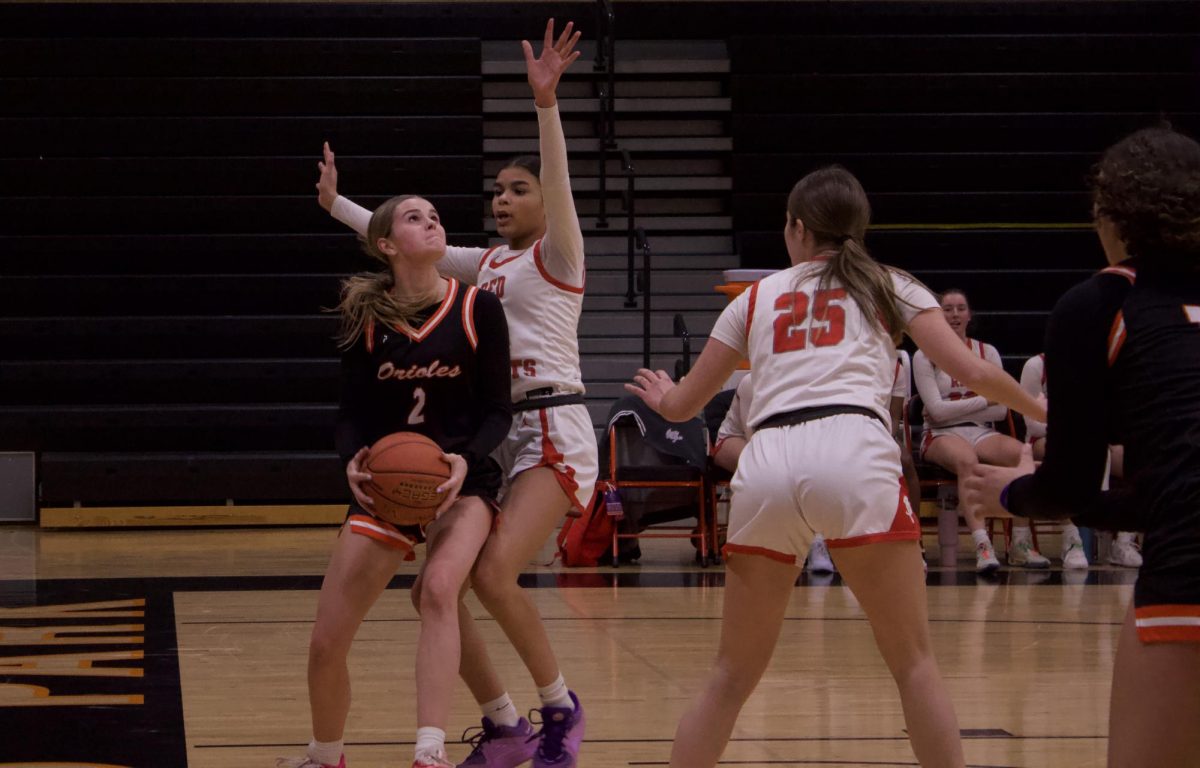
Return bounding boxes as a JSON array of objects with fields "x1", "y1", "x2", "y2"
[
  {"x1": 531, "y1": 691, "x2": 585, "y2": 768},
  {"x1": 457, "y1": 716, "x2": 537, "y2": 768}
]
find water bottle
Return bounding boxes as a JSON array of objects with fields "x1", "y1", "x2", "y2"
[{"x1": 604, "y1": 484, "x2": 624, "y2": 519}]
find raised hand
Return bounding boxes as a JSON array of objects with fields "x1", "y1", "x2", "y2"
[
  {"x1": 522, "y1": 18, "x2": 582, "y2": 108},
  {"x1": 624, "y1": 367, "x2": 676, "y2": 415},
  {"x1": 316, "y1": 141, "x2": 339, "y2": 212}
]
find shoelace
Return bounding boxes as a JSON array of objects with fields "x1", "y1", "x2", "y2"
[
  {"x1": 460, "y1": 720, "x2": 498, "y2": 759},
  {"x1": 526, "y1": 706, "x2": 569, "y2": 761}
]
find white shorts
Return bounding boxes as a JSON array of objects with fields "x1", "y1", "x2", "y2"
[
  {"x1": 724, "y1": 414, "x2": 918, "y2": 565},
  {"x1": 493, "y1": 402, "x2": 598, "y2": 515},
  {"x1": 920, "y1": 424, "x2": 1002, "y2": 460}
]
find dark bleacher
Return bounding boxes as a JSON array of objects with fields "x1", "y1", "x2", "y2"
[
  {"x1": 0, "y1": 32, "x2": 483, "y2": 508},
  {"x1": 2, "y1": 2, "x2": 1196, "y2": 511},
  {"x1": 730, "y1": 23, "x2": 1200, "y2": 376}
]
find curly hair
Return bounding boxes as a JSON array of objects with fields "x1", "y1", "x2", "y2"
[{"x1": 1091, "y1": 126, "x2": 1200, "y2": 263}]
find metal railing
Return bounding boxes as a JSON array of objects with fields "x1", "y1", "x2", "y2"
[
  {"x1": 593, "y1": 0, "x2": 617, "y2": 228},
  {"x1": 636, "y1": 227, "x2": 652, "y2": 368},
  {"x1": 591, "y1": 0, "x2": 650, "y2": 369}
]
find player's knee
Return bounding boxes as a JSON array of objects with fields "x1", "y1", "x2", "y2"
[
  {"x1": 471, "y1": 559, "x2": 519, "y2": 605},
  {"x1": 308, "y1": 624, "x2": 350, "y2": 669},
  {"x1": 410, "y1": 576, "x2": 423, "y2": 614},
  {"x1": 709, "y1": 657, "x2": 762, "y2": 704},
  {"x1": 418, "y1": 566, "x2": 461, "y2": 618}
]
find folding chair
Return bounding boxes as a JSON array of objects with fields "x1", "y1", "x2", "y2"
[{"x1": 606, "y1": 413, "x2": 710, "y2": 567}]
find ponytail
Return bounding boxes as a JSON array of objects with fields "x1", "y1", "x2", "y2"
[
  {"x1": 817, "y1": 237, "x2": 919, "y2": 340},
  {"x1": 785, "y1": 165, "x2": 926, "y2": 341}
]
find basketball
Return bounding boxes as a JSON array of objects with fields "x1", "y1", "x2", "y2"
[{"x1": 363, "y1": 431, "x2": 450, "y2": 526}]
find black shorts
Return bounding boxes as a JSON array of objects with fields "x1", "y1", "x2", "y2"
[
  {"x1": 344, "y1": 458, "x2": 503, "y2": 556},
  {"x1": 1132, "y1": 499, "x2": 1200, "y2": 643}
]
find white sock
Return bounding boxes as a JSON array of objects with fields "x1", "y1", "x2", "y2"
[
  {"x1": 971, "y1": 529, "x2": 991, "y2": 547},
  {"x1": 1117, "y1": 531, "x2": 1137, "y2": 543},
  {"x1": 537, "y1": 674, "x2": 574, "y2": 710},
  {"x1": 1011, "y1": 526, "x2": 1032, "y2": 542},
  {"x1": 481, "y1": 693, "x2": 521, "y2": 727},
  {"x1": 308, "y1": 738, "x2": 343, "y2": 767},
  {"x1": 414, "y1": 726, "x2": 446, "y2": 762},
  {"x1": 1062, "y1": 524, "x2": 1082, "y2": 545}
]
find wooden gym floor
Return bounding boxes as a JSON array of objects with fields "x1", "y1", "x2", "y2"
[{"x1": 0, "y1": 524, "x2": 1136, "y2": 767}]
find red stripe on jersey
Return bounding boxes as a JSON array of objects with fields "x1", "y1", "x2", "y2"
[
  {"x1": 1101, "y1": 265, "x2": 1138, "y2": 284},
  {"x1": 1108, "y1": 311, "x2": 1127, "y2": 366},
  {"x1": 396, "y1": 278, "x2": 458, "y2": 343},
  {"x1": 533, "y1": 239, "x2": 585, "y2": 294},
  {"x1": 745, "y1": 281, "x2": 760, "y2": 341},
  {"x1": 365, "y1": 316, "x2": 375, "y2": 353},
  {"x1": 462, "y1": 286, "x2": 479, "y2": 351},
  {"x1": 478, "y1": 245, "x2": 502, "y2": 273}
]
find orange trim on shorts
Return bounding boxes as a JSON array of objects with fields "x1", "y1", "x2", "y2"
[
  {"x1": 1135, "y1": 605, "x2": 1200, "y2": 644},
  {"x1": 919, "y1": 428, "x2": 943, "y2": 461},
  {"x1": 533, "y1": 407, "x2": 585, "y2": 515},
  {"x1": 826, "y1": 530, "x2": 921, "y2": 548},
  {"x1": 347, "y1": 513, "x2": 417, "y2": 560},
  {"x1": 827, "y1": 477, "x2": 920, "y2": 549},
  {"x1": 721, "y1": 543, "x2": 797, "y2": 565}
]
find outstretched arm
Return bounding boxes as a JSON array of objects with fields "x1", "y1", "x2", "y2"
[{"x1": 524, "y1": 19, "x2": 585, "y2": 284}]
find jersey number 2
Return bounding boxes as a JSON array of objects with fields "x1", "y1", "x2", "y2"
[
  {"x1": 408, "y1": 387, "x2": 427, "y2": 425},
  {"x1": 772, "y1": 289, "x2": 847, "y2": 353}
]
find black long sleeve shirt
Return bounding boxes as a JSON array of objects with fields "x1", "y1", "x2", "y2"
[{"x1": 1005, "y1": 258, "x2": 1200, "y2": 532}]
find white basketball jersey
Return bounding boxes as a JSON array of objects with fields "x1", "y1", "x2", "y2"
[
  {"x1": 471, "y1": 239, "x2": 585, "y2": 399},
  {"x1": 709, "y1": 261, "x2": 938, "y2": 429},
  {"x1": 912, "y1": 339, "x2": 1008, "y2": 428}
]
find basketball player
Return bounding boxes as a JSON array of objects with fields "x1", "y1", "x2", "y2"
[
  {"x1": 1021, "y1": 353, "x2": 1142, "y2": 569},
  {"x1": 966, "y1": 125, "x2": 1200, "y2": 767},
  {"x1": 317, "y1": 20, "x2": 591, "y2": 767},
  {"x1": 278, "y1": 195, "x2": 512, "y2": 768},
  {"x1": 914, "y1": 290, "x2": 1051, "y2": 572},
  {"x1": 626, "y1": 166, "x2": 1046, "y2": 768}
]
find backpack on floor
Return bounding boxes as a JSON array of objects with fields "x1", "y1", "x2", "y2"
[{"x1": 557, "y1": 482, "x2": 619, "y2": 567}]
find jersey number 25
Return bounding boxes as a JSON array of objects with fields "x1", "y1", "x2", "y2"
[{"x1": 773, "y1": 289, "x2": 847, "y2": 353}]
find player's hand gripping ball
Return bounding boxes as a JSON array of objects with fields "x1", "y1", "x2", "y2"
[{"x1": 363, "y1": 432, "x2": 451, "y2": 526}]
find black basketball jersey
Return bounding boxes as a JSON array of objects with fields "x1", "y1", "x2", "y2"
[
  {"x1": 335, "y1": 278, "x2": 512, "y2": 472},
  {"x1": 1007, "y1": 258, "x2": 1200, "y2": 531}
]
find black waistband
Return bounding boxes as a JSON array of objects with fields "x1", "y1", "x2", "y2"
[
  {"x1": 756, "y1": 404, "x2": 887, "y2": 431},
  {"x1": 513, "y1": 392, "x2": 585, "y2": 412}
]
